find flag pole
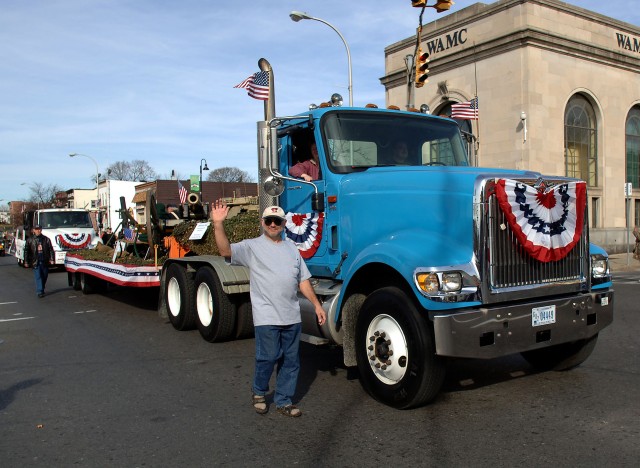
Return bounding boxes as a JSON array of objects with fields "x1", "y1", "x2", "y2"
[{"x1": 473, "y1": 42, "x2": 480, "y2": 166}]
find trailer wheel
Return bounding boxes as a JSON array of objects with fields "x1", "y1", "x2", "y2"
[
  {"x1": 72, "y1": 272, "x2": 82, "y2": 291},
  {"x1": 165, "y1": 263, "x2": 197, "y2": 331},
  {"x1": 355, "y1": 287, "x2": 445, "y2": 409},
  {"x1": 234, "y1": 295, "x2": 254, "y2": 340},
  {"x1": 79, "y1": 273, "x2": 107, "y2": 294},
  {"x1": 194, "y1": 267, "x2": 236, "y2": 342},
  {"x1": 521, "y1": 333, "x2": 599, "y2": 371}
]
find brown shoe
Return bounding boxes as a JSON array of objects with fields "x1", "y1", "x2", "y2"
[
  {"x1": 252, "y1": 394, "x2": 268, "y2": 414},
  {"x1": 276, "y1": 405, "x2": 302, "y2": 417}
]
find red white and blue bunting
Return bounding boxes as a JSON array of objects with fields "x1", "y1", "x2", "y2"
[
  {"x1": 495, "y1": 178, "x2": 586, "y2": 262},
  {"x1": 285, "y1": 212, "x2": 324, "y2": 259},
  {"x1": 57, "y1": 233, "x2": 92, "y2": 250}
]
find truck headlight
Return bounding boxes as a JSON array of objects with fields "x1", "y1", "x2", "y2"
[
  {"x1": 441, "y1": 272, "x2": 462, "y2": 292},
  {"x1": 591, "y1": 255, "x2": 609, "y2": 278}
]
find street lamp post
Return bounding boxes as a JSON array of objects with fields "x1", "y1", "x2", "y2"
[
  {"x1": 69, "y1": 152, "x2": 100, "y2": 228},
  {"x1": 290, "y1": 10, "x2": 353, "y2": 107},
  {"x1": 199, "y1": 158, "x2": 209, "y2": 200},
  {"x1": 69, "y1": 153, "x2": 100, "y2": 193}
]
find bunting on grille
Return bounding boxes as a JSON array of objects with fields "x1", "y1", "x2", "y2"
[
  {"x1": 285, "y1": 212, "x2": 324, "y2": 259},
  {"x1": 495, "y1": 178, "x2": 586, "y2": 262},
  {"x1": 57, "y1": 233, "x2": 92, "y2": 250}
]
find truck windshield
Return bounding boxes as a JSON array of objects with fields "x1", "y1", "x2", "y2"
[
  {"x1": 39, "y1": 212, "x2": 93, "y2": 229},
  {"x1": 322, "y1": 111, "x2": 469, "y2": 172}
]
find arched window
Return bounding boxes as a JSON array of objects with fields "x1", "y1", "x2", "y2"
[
  {"x1": 564, "y1": 94, "x2": 597, "y2": 186},
  {"x1": 626, "y1": 107, "x2": 640, "y2": 188}
]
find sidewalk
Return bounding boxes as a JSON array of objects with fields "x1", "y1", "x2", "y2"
[{"x1": 608, "y1": 253, "x2": 640, "y2": 273}]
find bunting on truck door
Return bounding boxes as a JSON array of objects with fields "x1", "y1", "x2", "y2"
[
  {"x1": 495, "y1": 178, "x2": 586, "y2": 262},
  {"x1": 285, "y1": 212, "x2": 324, "y2": 259}
]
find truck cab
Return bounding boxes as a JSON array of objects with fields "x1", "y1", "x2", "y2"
[
  {"x1": 15, "y1": 209, "x2": 100, "y2": 265},
  {"x1": 264, "y1": 105, "x2": 613, "y2": 408}
]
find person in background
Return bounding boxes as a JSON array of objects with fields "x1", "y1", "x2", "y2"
[
  {"x1": 633, "y1": 226, "x2": 640, "y2": 260},
  {"x1": 24, "y1": 224, "x2": 55, "y2": 298},
  {"x1": 211, "y1": 201, "x2": 326, "y2": 418},
  {"x1": 289, "y1": 142, "x2": 321, "y2": 182},
  {"x1": 101, "y1": 227, "x2": 116, "y2": 248}
]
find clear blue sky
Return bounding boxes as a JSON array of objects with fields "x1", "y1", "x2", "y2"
[{"x1": 1, "y1": 0, "x2": 638, "y2": 204}]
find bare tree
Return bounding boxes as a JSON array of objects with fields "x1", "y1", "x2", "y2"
[
  {"x1": 27, "y1": 182, "x2": 64, "y2": 208},
  {"x1": 207, "y1": 167, "x2": 255, "y2": 183},
  {"x1": 105, "y1": 160, "x2": 158, "y2": 181}
]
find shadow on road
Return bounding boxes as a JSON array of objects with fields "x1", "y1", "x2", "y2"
[{"x1": 0, "y1": 378, "x2": 43, "y2": 411}]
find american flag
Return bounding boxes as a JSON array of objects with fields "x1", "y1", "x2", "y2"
[
  {"x1": 123, "y1": 228, "x2": 137, "y2": 242},
  {"x1": 234, "y1": 71, "x2": 270, "y2": 100},
  {"x1": 178, "y1": 181, "x2": 188, "y2": 204},
  {"x1": 451, "y1": 97, "x2": 479, "y2": 120}
]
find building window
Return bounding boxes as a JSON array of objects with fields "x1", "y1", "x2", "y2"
[
  {"x1": 626, "y1": 107, "x2": 640, "y2": 189},
  {"x1": 591, "y1": 197, "x2": 599, "y2": 228},
  {"x1": 564, "y1": 94, "x2": 597, "y2": 186}
]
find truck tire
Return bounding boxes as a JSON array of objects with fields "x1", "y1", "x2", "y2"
[
  {"x1": 234, "y1": 295, "x2": 254, "y2": 340},
  {"x1": 165, "y1": 263, "x2": 197, "y2": 331},
  {"x1": 521, "y1": 333, "x2": 599, "y2": 371},
  {"x1": 194, "y1": 267, "x2": 236, "y2": 342},
  {"x1": 355, "y1": 287, "x2": 445, "y2": 409}
]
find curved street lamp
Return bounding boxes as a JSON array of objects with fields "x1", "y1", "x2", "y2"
[
  {"x1": 290, "y1": 11, "x2": 353, "y2": 107},
  {"x1": 69, "y1": 153, "x2": 100, "y2": 191}
]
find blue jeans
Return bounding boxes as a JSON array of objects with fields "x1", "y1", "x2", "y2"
[
  {"x1": 253, "y1": 323, "x2": 301, "y2": 407},
  {"x1": 34, "y1": 262, "x2": 49, "y2": 295}
]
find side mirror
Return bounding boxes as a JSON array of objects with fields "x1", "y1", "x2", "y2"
[
  {"x1": 263, "y1": 176, "x2": 285, "y2": 197},
  {"x1": 312, "y1": 192, "x2": 325, "y2": 212}
]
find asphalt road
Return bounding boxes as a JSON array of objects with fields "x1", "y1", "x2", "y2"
[{"x1": 1, "y1": 254, "x2": 639, "y2": 467}]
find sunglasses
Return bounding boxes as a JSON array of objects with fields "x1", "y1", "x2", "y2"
[{"x1": 263, "y1": 216, "x2": 283, "y2": 226}]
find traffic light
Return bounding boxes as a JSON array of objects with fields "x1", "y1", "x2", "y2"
[
  {"x1": 411, "y1": 1, "x2": 454, "y2": 11},
  {"x1": 415, "y1": 48, "x2": 430, "y2": 88},
  {"x1": 433, "y1": 1, "x2": 454, "y2": 13}
]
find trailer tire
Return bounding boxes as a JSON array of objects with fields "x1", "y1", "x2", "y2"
[
  {"x1": 234, "y1": 295, "x2": 254, "y2": 340},
  {"x1": 521, "y1": 333, "x2": 599, "y2": 371},
  {"x1": 80, "y1": 273, "x2": 106, "y2": 294},
  {"x1": 165, "y1": 263, "x2": 197, "y2": 331},
  {"x1": 355, "y1": 287, "x2": 445, "y2": 409},
  {"x1": 194, "y1": 267, "x2": 236, "y2": 342},
  {"x1": 72, "y1": 272, "x2": 82, "y2": 291}
]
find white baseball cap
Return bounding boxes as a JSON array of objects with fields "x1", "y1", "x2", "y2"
[{"x1": 262, "y1": 206, "x2": 285, "y2": 220}]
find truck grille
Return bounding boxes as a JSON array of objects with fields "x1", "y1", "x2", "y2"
[{"x1": 483, "y1": 178, "x2": 587, "y2": 296}]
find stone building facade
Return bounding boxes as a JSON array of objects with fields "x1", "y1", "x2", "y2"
[{"x1": 382, "y1": 0, "x2": 640, "y2": 252}]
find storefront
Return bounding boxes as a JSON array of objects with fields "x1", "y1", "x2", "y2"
[{"x1": 382, "y1": 0, "x2": 640, "y2": 251}]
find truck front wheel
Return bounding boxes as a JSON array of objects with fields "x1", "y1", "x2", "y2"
[
  {"x1": 165, "y1": 263, "x2": 197, "y2": 331},
  {"x1": 194, "y1": 267, "x2": 236, "y2": 342},
  {"x1": 355, "y1": 287, "x2": 445, "y2": 409}
]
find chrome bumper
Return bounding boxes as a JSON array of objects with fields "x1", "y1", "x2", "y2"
[{"x1": 433, "y1": 290, "x2": 614, "y2": 358}]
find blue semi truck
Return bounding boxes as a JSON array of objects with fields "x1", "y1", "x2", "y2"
[{"x1": 157, "y1": 68, "x2": 614, "y2": 408}]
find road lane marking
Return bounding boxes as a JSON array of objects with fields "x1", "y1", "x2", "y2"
[
  {"x1": 0, "y1": 302, "x2": 19, "y2": 305},
  {"x1": 73, "y1": 310, "x2": 97, "y2": 314},
  {"x1": 0, "y1": 317, "x2": 35, "y2": 322}
]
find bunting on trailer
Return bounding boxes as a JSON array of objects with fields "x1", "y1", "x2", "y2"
[
  {"x1": 494, "y1": 178, "x2": 586, "y2": 262},
  {"x1": 57, "y1": 233, "x2": 92, "y2": 250},
  {"x1": 284, "y1": 212, "x2": 324, "y2": 259}
]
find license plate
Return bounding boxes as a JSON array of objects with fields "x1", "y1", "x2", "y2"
[{"x1": 532, "y1": 305, "x2": 556, "y2": 327}]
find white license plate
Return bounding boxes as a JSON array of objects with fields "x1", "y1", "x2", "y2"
[{"x1": 532, "y1": 305, "x2": 556, "y2": 327}]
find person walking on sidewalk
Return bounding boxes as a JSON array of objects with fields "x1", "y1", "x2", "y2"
[
  {"x1": 211, "y1": 201, "x2": 326, "y2": 417},
  {"x1": 633, "y1": 226, "x2": 640, "y2": 260},
  {"x1": 24, "y1": 224, "x2": 55, "y2": 298}
]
